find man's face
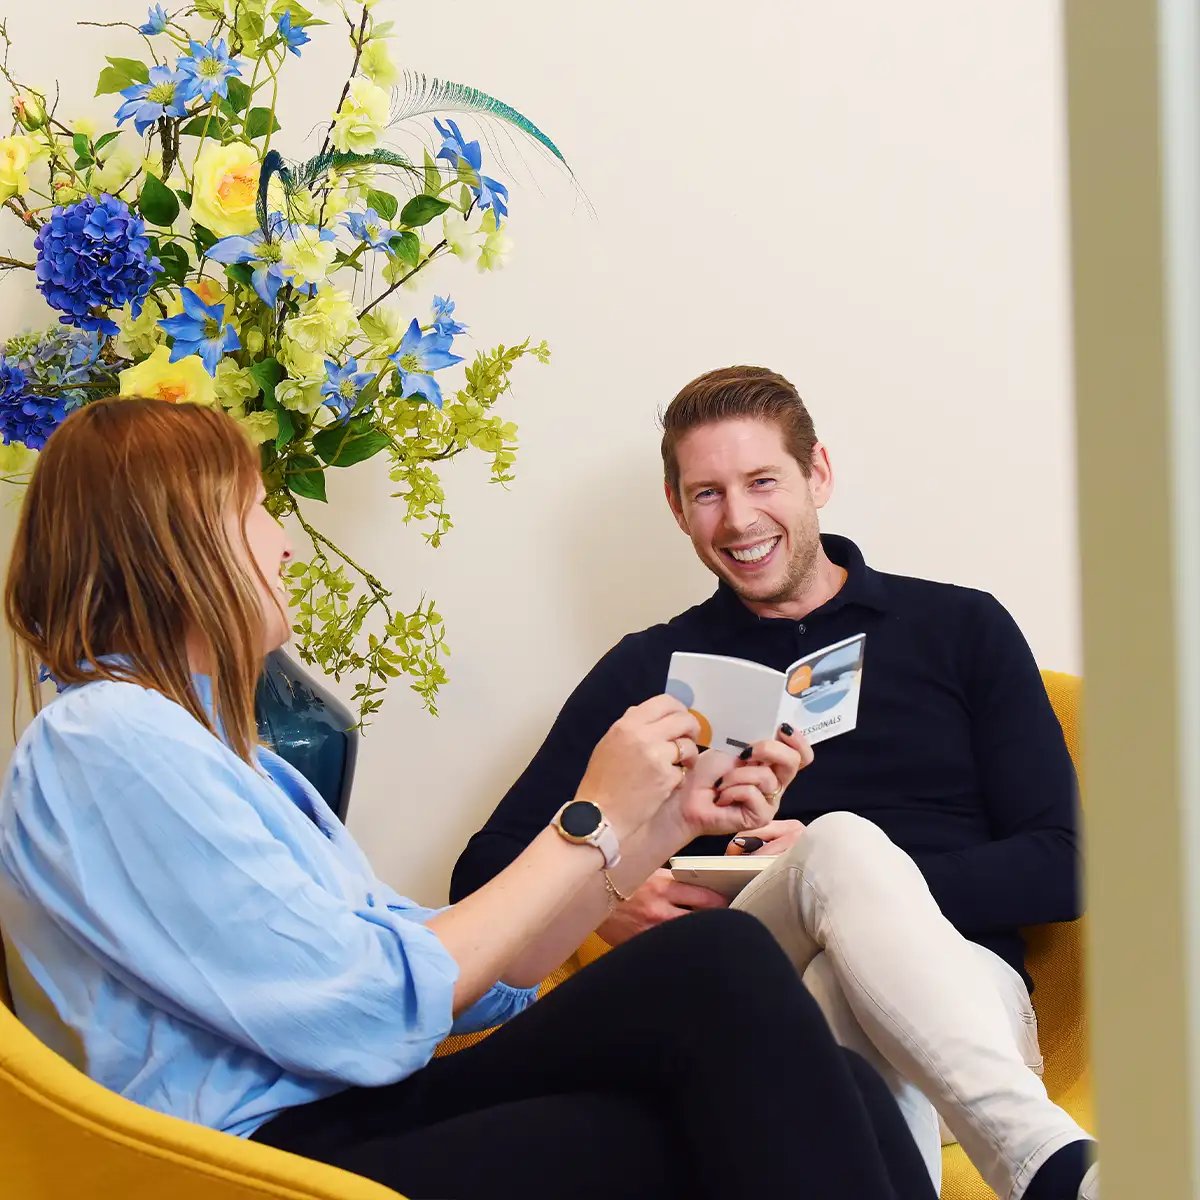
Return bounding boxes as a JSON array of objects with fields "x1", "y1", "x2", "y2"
[{"x1": 667, "y1": 418, "x2": 833, "y2": 607}]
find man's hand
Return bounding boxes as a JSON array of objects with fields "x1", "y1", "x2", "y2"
[
  {"x1": 726, "y1": 819, "x2": 807, "y2": 857},
  {"x1": 596, "y1": 867, "x2": 728, "y2": 947}
]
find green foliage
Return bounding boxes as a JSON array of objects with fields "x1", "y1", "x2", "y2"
[{"x1": 139, "y1": 174, "x2": 180, "y2": 227}]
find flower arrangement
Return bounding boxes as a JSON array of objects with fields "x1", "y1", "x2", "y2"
[{"x1": 0, "y1": 2, "x2": 560, "y2": 721}]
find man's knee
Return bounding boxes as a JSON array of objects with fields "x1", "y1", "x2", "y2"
[{"x1": 784, "y1": 812, "x2": 910, "y2": 896}]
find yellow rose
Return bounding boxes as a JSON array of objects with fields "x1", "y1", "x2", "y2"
[
  {"x1": 477, "y1": 209, "x2": 513, "y2": 272},
  {"x1": 284, "y1": 286, "x2": 359, "y2": 354},
  {"x1": 278, "y1": 337, "x2": 325, "y2": 382},
  {"x1": 279, "y1": 233, "x2": 338, "y2": 286},
  {"x1": 163, "y1": 277, "x2": 226, "y2": 317},
  {"x1": 119, "y1": 346, "x2": 217, "y2": 406},
  {"x1": 360, "y1": 41, "x2": 398, "y2": 88},
  {"x1": 232, "y1": 409, "x2": 279, "y2": 445},
  {"x1": 0, "y1": 135, "x2": 39, "y2": 203},
  {"x1": 215, "y1": 359, "x2": 259, "y2": 409},
  {"x1": 191, "y1": 142, "x2": 261, "y2": 237},
  {"x1": 113, "y1": 302, "x2": 164, "y2": 360},
  {"x1": 275, "y1": 376, "x2": 324, "y2": 415},
  {"x1": 330, "y1": 77, "x2": 390, "y2": 153},
  {"x1": 0, "y1": 441, "x2": 34, "y2": 475}
]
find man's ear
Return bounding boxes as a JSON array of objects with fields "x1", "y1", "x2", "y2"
[
  {"x1": 664, "y1": 480, "x2": 689, "y2": 535},
  {"x1": 808, "y1": 443, "x2": 835, "y2": 510}
]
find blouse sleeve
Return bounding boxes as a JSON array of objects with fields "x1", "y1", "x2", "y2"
[
  {"x1": 373, "y1": 883, "x2": 539, "y2": 1033},
  {"x1": 2, "y1": 683, "x2": 463, "y2": 1086}
]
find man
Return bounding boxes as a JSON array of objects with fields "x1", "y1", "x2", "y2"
[{"x1": 451, "y1": 366, "x2": 1097, "y2": 1200}]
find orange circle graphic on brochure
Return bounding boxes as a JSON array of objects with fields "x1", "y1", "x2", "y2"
[
  {"x1": 786, "y1": 665, "x2": 812, "y2": 697},
  {"x1": 689, "y1": 709, "x2": 713, "y2": 749}
]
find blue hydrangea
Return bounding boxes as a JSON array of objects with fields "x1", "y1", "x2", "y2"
[
  {"x1": 0, "y1": 358, "x2": 65, "y2": 450},
  {"x1": 34, "y1": 195, "x2": 161, "y2": 337},
  {"x1": 5, "y1": 326, "x2": 120, "y2": 413}
]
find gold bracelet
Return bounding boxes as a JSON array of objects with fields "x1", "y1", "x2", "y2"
[{"x1": 602, "y1": 870, "x2": 631, "y2": 904}]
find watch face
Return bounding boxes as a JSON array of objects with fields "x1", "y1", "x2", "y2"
[{"x1": 561, "y1": 800, "x2": 603, "y2": 838}]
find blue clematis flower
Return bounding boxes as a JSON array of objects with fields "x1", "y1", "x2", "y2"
[
  {"x1": 138, "y1": 4, "x2": 169, "y2": 35},
  {"x1": 115, "y1": 66, "x2": 199, "y2": 135},
  {"x1": 157, "y1": 287, "x2": 240, "y2": 375},
  {"x1": 345, "y1": 208, "x2": 398, "y2": 250},
  {"x1": 208, "y1": 215, "x2": 291, "y2": 306},
  {"x1": 389, "y1": 318, "x2": 463, "y2": 409},
  {"x1": 430, "y1": 295, "x2": 467, "y2": 337},
  {"x1": 321, "y1": 357, "x2": 374, "y2": 423},
  {"x1": 432, "y1": 117, "x2": 510, "y2": 223},
  {"x1": 277, "y1": 12, "x2": 311, "y2": 57},
  {"x1": 177, "y1": 38, "x2": 243, "y2": 104}
]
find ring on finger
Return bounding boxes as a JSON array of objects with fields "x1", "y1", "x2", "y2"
[{"x1": 671, "y1": 737, "x2": 688, "y2": 766}]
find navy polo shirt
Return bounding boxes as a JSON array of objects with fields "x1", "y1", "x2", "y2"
[{"x1": 451, "y1": 534, "x2": 1082, "y2": 986}]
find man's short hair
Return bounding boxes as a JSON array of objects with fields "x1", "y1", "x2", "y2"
[{"x1": 660, "y1": 366, "x2": 819, "y2": 495}]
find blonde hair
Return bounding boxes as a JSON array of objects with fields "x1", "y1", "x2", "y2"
[{"x1": 5, "y1": 398, "x2": 272, "y2": 763}]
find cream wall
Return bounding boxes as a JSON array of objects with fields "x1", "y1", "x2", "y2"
[{"x1": 0, "y1": 0, "x2": 1078, "y2": 904}]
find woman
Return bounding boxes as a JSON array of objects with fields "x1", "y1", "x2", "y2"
[{"x1": 0, "y1": 399, "x2": 935, "y2": 1200}]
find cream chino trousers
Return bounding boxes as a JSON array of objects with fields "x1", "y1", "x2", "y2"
[{"x1": 730, "y1": 813, "x2": 1090, "y2": 1199}]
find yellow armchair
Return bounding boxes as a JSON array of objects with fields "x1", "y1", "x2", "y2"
[
  {"x1": 0, "y1": 938, "x2": 407, "y2": 1200},
  {"x1": 941, "y1": 670, "x2": 1092, "y2": 1199}
]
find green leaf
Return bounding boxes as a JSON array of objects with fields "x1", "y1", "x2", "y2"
[
  {"x1": 180, "y1": 114, "x2": 224, "y2": 138},
  {"x1": 365, "y1": 189, "x2": 398, "y2": 222},
  {"x1": 285, "y1": 454, "x2": 327, "y2": 502},
  {"x1": 175, "y1": 189, "x2": 192, "y2": 208},
  {"x1": 225, "y1": 78, "x2": 252, "y2": 114},
  {"x1": 192, "y1": 224, "x2": 218, "y2": 257},
  {"x1": 106, "y1": 56, "x2": 150, "y2": 85},
  {"x1": 72, "y1": 134, "x2": 92, "y2": 165},
  {"x1": 95, "y1": 67, "x2": 130, "y2": 97},
  {"x1": 139, "y1": 173, "x2": 180, "y2": 227},
  {"x1": 225, "y1": 262, "x2": 255, "y2": 287},
  {"x1": 313, "y1": 418, "x2": 390, "y2": 467},
  {"x1": 246, "y1": 107, "x2": 281, "y2": 139},
  {"x1": 332, "y1": 249, "x2": 363, "y2": 273},
  {"x1": 155, "y1": 241, "x2": 191, "y2": 285},
  {"x1": 400, "y1": 194, "x2": 449, "y2": 228},
  {"x1": 94, "y1": 131, "x2": 120, "y2": 154},
  {"x1": 390, "y1": 231, "x2": 420, "y2": 269},
  {"x1": 422, "y1": 149, "x2": 440, "y2": 196},
  {"x1": 249, "y1": 357, "x2": 285, "y2": 398},
  {"x1": 250, "y1": 358, "x2": 295, "y2": 449}
]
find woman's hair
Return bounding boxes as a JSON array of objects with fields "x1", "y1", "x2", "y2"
[{"x1": 5, "y1": 398, "x2": 274, "y2": 763}]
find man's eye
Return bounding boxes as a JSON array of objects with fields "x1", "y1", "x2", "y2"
[{"x1": 751, "y1": 478, "x2": 776, "y2": 488}]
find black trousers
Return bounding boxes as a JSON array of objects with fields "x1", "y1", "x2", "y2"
[{"x1": 253, "y1": 909, "x2": 936, "y2": 1200}]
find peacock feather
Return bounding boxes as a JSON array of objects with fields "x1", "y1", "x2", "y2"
[
  {"x1": 256, "y1": 148, "x2": 421, "y2": 238},
  {"x1": 392, "y1": 72, "x2": 570, "y2": 171}
]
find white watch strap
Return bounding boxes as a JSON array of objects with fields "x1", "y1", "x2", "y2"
[{"x1": 594, "y1": 822, "x2": 621, "y2": 870}]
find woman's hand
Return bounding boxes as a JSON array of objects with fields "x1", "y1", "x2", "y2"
[
  {"x1": 671, "y1": 726, "x2": 813, "y2": 840},
  {"x1": 575, "y1": 695, "x2": 700, "y2": 840},
  {"x1": 725, "y1": 819, "x2": 807, "y2": 857}
]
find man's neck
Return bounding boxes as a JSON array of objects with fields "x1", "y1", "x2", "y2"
[{"x1": 739, "y1": 547, "x2": 849, "y2": 622}]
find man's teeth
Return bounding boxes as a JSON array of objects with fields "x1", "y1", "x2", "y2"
[{"x1": 728, "y1": 538, "x2": 779, "y2": 563}]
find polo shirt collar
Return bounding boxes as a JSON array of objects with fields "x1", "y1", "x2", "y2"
[{"x1": 707, "y1": 533, "x2": 889, "y2": 626}]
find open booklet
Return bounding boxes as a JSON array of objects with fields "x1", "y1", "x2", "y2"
[{"x1": 665, "y1": 632, "x2": 866, "y2": 754}]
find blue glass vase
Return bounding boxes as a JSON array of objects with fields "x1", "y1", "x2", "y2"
[{"x1": 255, "y1": 650, "x2": 359, "y2": 822}]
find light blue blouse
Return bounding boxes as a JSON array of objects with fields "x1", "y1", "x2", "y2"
[{"x1": 0, "y1": 676, "x2": 536, "y2": 1137}]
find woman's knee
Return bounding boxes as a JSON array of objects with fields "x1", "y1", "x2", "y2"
[{"x1": 640, "y1": 909, "x2": 815, "y2": 1015}]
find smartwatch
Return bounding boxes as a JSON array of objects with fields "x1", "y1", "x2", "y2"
[{"x1": 550, "y1": 799, "x2": 622, "y2": 869}]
